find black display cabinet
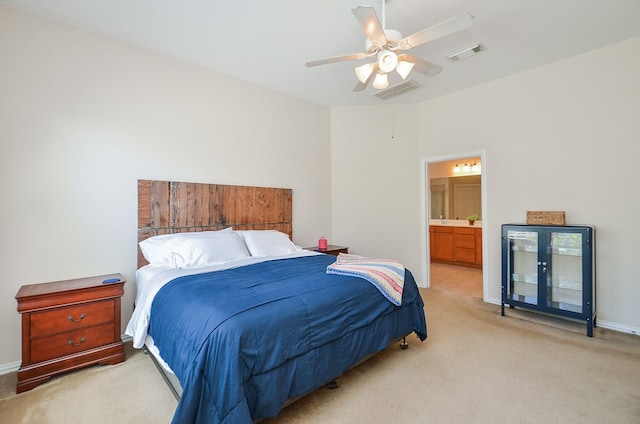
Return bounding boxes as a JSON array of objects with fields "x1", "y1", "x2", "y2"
[{"x1": 501, "y1": 224, "x2": 595, "y2": 336}]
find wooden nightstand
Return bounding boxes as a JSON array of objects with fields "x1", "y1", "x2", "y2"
[
  {"x1": 304, "y1": 245, "x2": 349, "y2": 257},
  {"x1": 15, "y1": 274, "x2": 126, "y2": 393}
]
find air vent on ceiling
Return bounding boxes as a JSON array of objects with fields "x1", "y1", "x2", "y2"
[
  {"x1": 446, "y1": 43, "x2": 484, "y2": 61},
  {"x1": 373, "y1": 79, "x2": 422, "y2": 100}
]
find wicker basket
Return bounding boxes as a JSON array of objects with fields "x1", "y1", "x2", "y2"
[{"x1": 526, "y1": 211, "x2": 565, "y2": 225}]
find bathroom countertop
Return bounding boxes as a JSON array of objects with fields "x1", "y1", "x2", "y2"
[{"x1": 429, "y1": 219, "x2": 482, "y2": 228}]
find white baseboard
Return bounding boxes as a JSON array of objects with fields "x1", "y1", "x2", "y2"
[
  {"x1": 488, "y1": 299, "x2": 640, "y2": 336},
  {"x1": 596, "y1": 319, "x2": 640, "y2": 336},
  {"x1": 0, "y1": 360, "x2": 20, "y2": 375},
  {"x1": 485, "y1": 297, "x2": 501, "y2": 305}
]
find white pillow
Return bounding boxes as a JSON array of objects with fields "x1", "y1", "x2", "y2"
[
  {"x1": 139, "y1": 228, "x2": 233, "y2": 265},
  {"x1": 168, "y1": 231, "x2": 250, "y2": 268},
  {"x1": 237, "y1": 230, "x2": 299, "y2": 257}
]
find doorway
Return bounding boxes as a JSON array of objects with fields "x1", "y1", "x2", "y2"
[{"x1": 421, "y1": 152, "x2": 488, "y2": 300}]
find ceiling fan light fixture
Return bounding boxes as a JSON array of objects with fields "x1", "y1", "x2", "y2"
[
  {"x1": 354, "y1": 63, "x2": 375, "y2": 83},
  {"x1": 306, "y1": 4, "x2": 475, "y2": 94},
  {"x1": 372, "y1": 72, "x2": 389, "y2": 89},
  {"x1": 395, "y1": 60, "x2": 414, "y2": 80},
  {"x1": 377, "y1": 50, "x2": 398, "y2": 73}
]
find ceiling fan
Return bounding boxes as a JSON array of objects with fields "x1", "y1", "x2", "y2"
[{"x1": 305, "y1": 1, "x2": 474, "y2": 91}]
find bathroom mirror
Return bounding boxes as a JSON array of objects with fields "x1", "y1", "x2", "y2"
[
  {"x1": 430, "y1": 175, "x2": 481, "y2": 220},
  {"x1": 429, "y1": 158, "x2": 482, "y2": 219}
]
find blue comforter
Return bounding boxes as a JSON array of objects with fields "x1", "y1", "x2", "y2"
[{"x1": 149, "y1": 254, "x2": 427, "y2": 423}]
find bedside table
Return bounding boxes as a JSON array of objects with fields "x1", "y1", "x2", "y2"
[
  {"x1": 15, "y1": 273, "x2": 126, "y2": 393},
  {"x1": 304, "y1": 245, "x2": 349, "y2": 257}
]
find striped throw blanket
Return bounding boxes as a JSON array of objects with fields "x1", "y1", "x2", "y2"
[{"x1": 326, "y1": 253, "x2": 405, "y2": 306}]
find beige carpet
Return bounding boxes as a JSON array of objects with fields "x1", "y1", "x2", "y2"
[
  {"x1": 1, "y1": 285, "x2": 639, "y2": 423},
  {"x1": 0, "y1": 343, "x2": 177, "y2": 423},
  {"x1": 430, "y1": 262, "x2": 483, "y2": 299}
]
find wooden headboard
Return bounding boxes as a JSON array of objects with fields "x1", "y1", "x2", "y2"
[{"x1": 138, "y1": 180, "x2": 292, "y2": 268}]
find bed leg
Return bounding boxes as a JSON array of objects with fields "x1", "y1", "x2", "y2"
[
  {"x1": 400, "y1": 337, "x2": 408, "y2": 350},
  {"x1": 327, "y1": 379, "x2": 339, "y2": 390}
]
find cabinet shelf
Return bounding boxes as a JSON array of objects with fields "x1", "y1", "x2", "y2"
[
  {"x1": 502, "y1": 224, "x2": 595, "y2": 337},
  {"x1": 552, "y1": 248, "x2": 582, "y2": 257},
  {"x1": 511, "y1": 274, "x2": 538, "y2": 284},
  {"x1": 511, "y1": 246, "x2": 538, "y2": 253},
  {"x1": 555, "y1": 281, "x2": 581, "y2": 291}
]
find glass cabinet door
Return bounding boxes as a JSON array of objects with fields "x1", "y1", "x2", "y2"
[
  {"x1": 507, "y1": 230, "x2": 539, "y2": 305},
  {"x1": 548, "y1": 231, "x2": 583, "y2": 313}
]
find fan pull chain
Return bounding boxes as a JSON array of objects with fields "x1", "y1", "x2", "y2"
[{"x1": 390, "y1": 106, "x2": 395, "y2": 140}]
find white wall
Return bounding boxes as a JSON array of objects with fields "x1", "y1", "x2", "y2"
[
  {"x1": 333, "y1": 36, "x2": 640, "y2": 334},
  {"x1": 0, "y1": 5, "x2": 332, "y2": 366},
  {"x1": 330, "y1": 104, "x2": 424, "y2": 279}
]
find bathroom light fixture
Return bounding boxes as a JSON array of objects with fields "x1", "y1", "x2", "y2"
[{"x1": 453, "y1": 162, "x2": 481, "y2": 174}]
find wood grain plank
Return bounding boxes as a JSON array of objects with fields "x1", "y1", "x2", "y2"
[
  {"x1": 138, "y1": 180, "x2": 152, "y2": 228},
  {"x1": 185, "y1": 182, "x2": 196, "y2": 227},
  {"x1": 156, "y1": 181, "x2": 170, "y2": 228},
  {"x1": 194, "y1": 184, "x2": 207, "y2": 227},
  {"x1": 225, "y1": 185, "x2": 236, "y2": 226}
]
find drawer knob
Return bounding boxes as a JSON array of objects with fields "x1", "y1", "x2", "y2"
[
  {"x1": 67, "y1": 313, "x2": 86, "y2": 323},
  {"x1": 67, "y1": 337, "x2": 86, "y2": 347}
]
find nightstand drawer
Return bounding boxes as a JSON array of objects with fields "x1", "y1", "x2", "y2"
[
  {"x1": 30, "y1": 322, "x2": 116, "y2": 363},
  {"x1": 30, "y1": 300, "x2": 115, "y2": 337}
]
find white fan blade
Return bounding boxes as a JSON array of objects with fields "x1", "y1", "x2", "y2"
[
  {"x1": 352, "y1": 6, "x2": 387, "y2": 48},
  {"x1": 398, "y1": 54, "x2": 443, "y2": 77},
  {"x1": 397, "y1": 13, "x2": 474, "y2": 50},
  {"x1": 353, "y1": 63, "x2": 379, "y2": 92},
  {"x1": 305, "y1": 52, "x2": 373, "y2": 67}
]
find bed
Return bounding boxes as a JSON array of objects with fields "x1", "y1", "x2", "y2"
[{"x1": 126, "y1": 180, "x2": 427, "y2": 423}]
